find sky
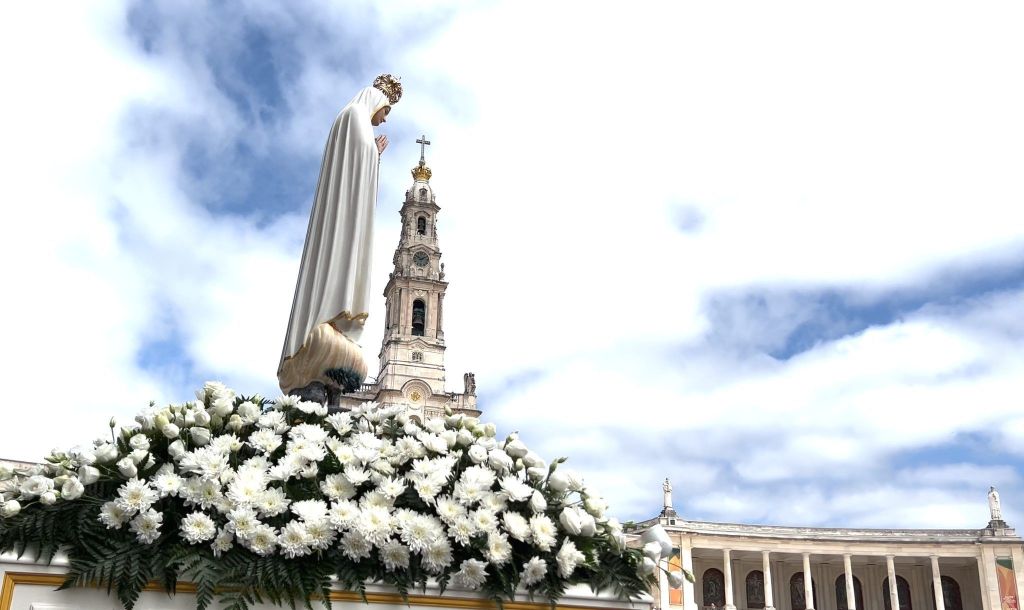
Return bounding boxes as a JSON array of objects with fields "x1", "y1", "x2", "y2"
[{"x1": 1, "y1": 1, "x2": 1023, "y2": 530}]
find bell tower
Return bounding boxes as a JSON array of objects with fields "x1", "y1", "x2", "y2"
[{"x1": 373, "y1": 136, "x2": 478, "y2": 418}]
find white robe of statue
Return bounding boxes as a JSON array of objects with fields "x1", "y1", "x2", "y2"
[{"x1": 278, "y1": 87, "x2": 389, "y2": 390}]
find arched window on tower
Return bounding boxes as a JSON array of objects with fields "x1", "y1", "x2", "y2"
[
  {"x1": 419, "y1": 187, "x2": 428, "y2": 201},
  {"x1": 835, "y1": 575, "x2": 864, "y2": 610},
  {"x1": 746, "y1": 570, "x2": 766, "y2": 609},
  {"x1": 703, "y1": 568, "x2": 726, "y2": 609},
  {"x1": 412, "y1": 299, "x2": 426, "y2": 336},
  {"x1": 790, "y1": 573, "x2": 818, "y2": 610},
  {"x1": 883, "y1": 576, "x2": 913, "y2": 610},
  {"x1": 417, "y1": 216, "x2": 427, "y2": 235}
]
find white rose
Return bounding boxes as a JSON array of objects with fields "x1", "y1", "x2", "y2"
[
  {"x1": 0, "y1": 463, "x2": 14, "y2": 481},
  {"x1": 19, "y1": 475, "x2": 54, "y2": 498},
  {"x1": 565, "y1": 470, "x2": 585, "y2": 492},
  {"x1": 529, "y1": 490, "x2": 547, "y2": 513},
  {"x1": 559, "y1": 506, "x2": 583, "y2": 535},
  {"x1": 584, "y1": 496, "x2": 607, "y2": 519},
  {"x1": 504, "y1": 439, "x2": 528, "y2": 458},
  {"x1": 643, "y1": 541, "x2": 662, "y2": 561},
  {"x1": 130, "y1": 449, "x2": 148, "y2": 465},
  {"x1": 39, "y1": 491, "x2": 58, "y2": 505},
  {"x1": 155, "y1": 413, "x2": 170, "y2": 429},
  {"x1": 227, "y1": 414, "x2": 244, "y2": 432},
  {"x1": 487, "y1": 449, "x2": 513, "y2": 473},
  {"x1": 468, "y1": 444, "x2": 488, "y2": 464},
  {"x1": 441, "y1": 430, "x2": 458, "y2": 448},
  {"x1": 477, "y1": 436, "x2": 497, "y2": 451},
  {"x1": 579, "y1": 511, "x2": 597, "y2": 537},
  {"x1": 456, "y1": 429, "x2": 474, "y2": 447},
  {"x1": 93, "y1": 443, "x2": 119, "y2": 464},
  {"x1": 167, "y1": 440, "x2": 186, "y2": 460},
  {"x1": 612, "y1": 531, "x2": 627, "y2": 551},
  {"x1": 184, "y1": 411, "x2": 196, "y2": 427},
  {"x1": 162, "y1": 424, "x2": 180, "y2": 439},
  {"x1": 547, "y1": 470, "x2": 569, "y2": 493},
  {"x1": 526, "y1": 467, "x2": 546, "y2": 481},
  {"x1": 482, "y1": 423, "x2": 497, "y2": 438},
  {"x1": 117, "y1": 457, "x2": 138, "y2": 478},
  {"x1": 128, "y1": 433, "x2": 149, "y2": 452},
  {"x1": 194, "y1": 410, "x2": 211, "y2": 426},
  {"x1": 638, "y1": 557, "x2": 657, "y2": 576},
  {"x1": 211, "y1": 397, "x2": 234, "y2": 417},
  {"x1": 668, "y1": 571, "x2": 686, "y2": 589},
  {"x1": 191, "y1": 427, "x2": 211, "y2": 446},
  {"x1": 237, "y1": 401, "x2": 259, "y2": 422},
  {"x1": 61, "y1": 478, "x2": 85, "y2": 501},
  {"x1": 1, "y1": 500, "x2": 20, "y2": 517},
  {"x1": 78, "y1": 465, "x2": 100, "y2": 485},
  {"x1": 522, "y1": 452, "x2": 545, "y2": 469}
]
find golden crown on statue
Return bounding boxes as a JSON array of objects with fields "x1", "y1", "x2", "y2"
[{"x1": 373, "y1": 74, "x2": 403, "y2": 104}]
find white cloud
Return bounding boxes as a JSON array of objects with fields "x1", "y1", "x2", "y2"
[{"x1": 1, "y1": 1, "x2": 1022, "y2": 532}]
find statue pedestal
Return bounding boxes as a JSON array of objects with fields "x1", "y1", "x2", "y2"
[{"x1": 1, "y1": 553, "x2": 651, "y2": 610}]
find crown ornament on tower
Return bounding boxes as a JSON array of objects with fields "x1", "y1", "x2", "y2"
[{"x1": 373, "y1": 74, "x2": 403, "y2": 105}]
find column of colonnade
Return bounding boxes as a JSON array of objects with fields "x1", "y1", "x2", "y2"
[{"x1": 679, "y1": 547, "x2": 987, "y2": 610}]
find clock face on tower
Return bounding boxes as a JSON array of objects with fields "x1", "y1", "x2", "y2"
[{"x1": 413, "y1": 252, "x2": 429, "y2": 267}]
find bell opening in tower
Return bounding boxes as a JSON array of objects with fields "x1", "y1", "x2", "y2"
[
  {"x1": 412, "y1": 299, "x2": 426, "y2": 336},
  {"x1": 417, "y1": 216, "x2": 427, "y2": 235}
]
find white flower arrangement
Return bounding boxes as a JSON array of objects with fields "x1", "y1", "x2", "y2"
[{"x1": 0, "y1": 382, "x2": 655, "y2": 610}]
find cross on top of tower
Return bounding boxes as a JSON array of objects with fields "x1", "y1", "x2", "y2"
[{"x1": 416, "y1": 135, "x2": 431, "y2": 164}]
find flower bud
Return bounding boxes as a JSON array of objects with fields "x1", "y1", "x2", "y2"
[
  {"x1": 78, "y1": 465, "x2": 100, "y2": 485},
  {"x1": 61, "y1": 478, "x2": 85, "y2": 501},
  {"x1": 529, "y1": 489, "x2": 547, "y2": 513},
  {"x1": 191, "y1": 427, "x2": 211, "y2": 446},
  {"x1": 39, "y1": 491, "x2": 58, "y2": 505},
  {"x1": 167, "y1": 440, "x2": 185, "y2": 461},
  {"x1": 668, "y1": 571, "x2": 685, "y2": 589},
  {"x1": 638, "y1": 557, "x2": 657, "y2": 577},
  {"x1": 116, "y1": 457, "x2": 137, "y2": 478},
  {"x1": 1, "y1": 499, "x2": 21, "y2": 517}
]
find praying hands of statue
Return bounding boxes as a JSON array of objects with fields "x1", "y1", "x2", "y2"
[{"x1": 376, "y1": 135, "x2": 389, "y2": 155}]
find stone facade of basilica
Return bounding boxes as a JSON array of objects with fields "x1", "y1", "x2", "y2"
[{"x1": 638, "y1": 482, "x2": 1022, "y2": 610}]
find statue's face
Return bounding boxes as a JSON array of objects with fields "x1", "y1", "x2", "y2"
[{"x1": 371, "y1": 106, "x2": 391, "y2": 126}]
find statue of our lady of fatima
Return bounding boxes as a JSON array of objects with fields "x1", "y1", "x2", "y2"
[{"x1": 278, "y1": 74, "x2": 402, "y2": 402}]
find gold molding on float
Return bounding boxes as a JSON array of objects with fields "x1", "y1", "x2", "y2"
[{"x1": 0, "y1": 570, "x2": 616, "y2": 610}]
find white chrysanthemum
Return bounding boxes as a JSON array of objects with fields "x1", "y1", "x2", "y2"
[
  {"x1": 448, "y1": 515, "x2": 476, "y2": 546},
  {"x1": 115, "y1": 478, "x2": 158, "y2": 513},
  {"x1": 212, "y1": 529, "x2": 234, "y2": 556},
  {"x1": 498, "y1": 476, "x2": 533, "y2": 502},
  {"x1": 244, "y1": 523, "x2": 278, "y2": 556},
  {"x1": 351, "y1": 431, "x2": 384, "y2": 451},
  {"x1": 274, "y1": 395, "x2": 300, "y2": 410},
  {"x1": 355, "y1": 505, "x2": 394, "y2": 546},
  {"x1": 306, "y1": 519, "x2": 337, "y2": 550},
  {"x1": 461, "y1": 465, "x2": 497, "y2": 489},
  {"x1": 329, "y1": 442, "x2": 356, "y2": 466},
  {"x1": 295, "y1": 400, "x2": 327, "y2": 416},
  {"x1": 502, "y1": 511, "x2": 532, "y2": 542},
  {"x1": 324, "y1": 412, "x2": 352, "y2": 435},
  {"x1": 418, "y1": 432, "x2": 448, "y2": 454},
  {"x1": 183, "y1": 478, "x2": 223, "y2": 510},
  {"x1": 227, "y1": 506, "x2": 260, "y2": 539},
  {"x1": 391, "y1": 508, "x2": 418, "y2": 531},
  {"x1": 423, "y1": 418, "x2": 446, "y2": 434},
  {"x1": 470, "y1": 508, "x2": 498, "y2": 534},
  {"x1": 129, "y1": 508, "x2": 163, "y2": 543},
  {"x1": 353, "y1": 446, "x2": 379, "y2": 465},
  {"x1": 258, "y1": 411, "x2": 289, "y2": 433},
  {"x1": 521, "y1": 556, "x2": 548, "y2": 587},
  {"x1": 422, "y1": 538, "x2": 454, "y2": 573},
  {"x1": 376, "y1": 476, "x2": 406, "y2": 498},
  {"x1": 287, "y1": 437, "x2": 326, "y2": 463},
  {"x1": 226, "y1": 469, "x2": 268, "y2": 506},
  {"x1": 394, "y1": 437, "x2": 425, "y2": 463},
  {"x1": 344, "y1": 466, "x2": 371, "y2": 486},
  {"x1": 435, "y1": 496, "x2": 467, "y2": 525},
  {"x1": 530, "y1": 515, "x2": 557, "y2": 551},
  {"x1": 479, "y1": 491, "x2": 508, "y2": 513},
  {"x1": 257, "y1": 487, "x2": 290, "y2": 517},
  {"x1": 453, "y1": 558, "x2": 488, "y2": 590},
  {"x1": 290, "y1": 499, "x2": 329, "y2": 523},
  {"x1": 98, "y1": 501, "x2": 129, "y2": 529},
  {"x1": 328, "y1": 500, "x2": 360, "y2": 530},
  {"x1": 556, "y1": 538, "x2": 586, "y2": 578},
  {"x1": 290, "y1": 423, "x2": 329, "y2": 444},
  {"x1": 341, "y1": 529, "x2": 372, "y2": 561},
  {"x1": 180, "y1": 512, "x2": 217, "y2": 544},
  {"x1": 379, "y1": 539, "x2": 411, "y2": 571},
  {"x1": 359, "y1": 490, "x2": 394, "y2": 511},
  {"x1": 248, "y1": 429, "x2": 283, "y2": 454},
  {"x1": 179, "y1": 446, "x2": 230, "y2": 479},
  {"x1": 453, "y1": 481, "x2": 482, "y2": 506},
  {"x1": 153, "y1": 472, "x2": 184, "y2": 498},
  {"x1": 484, "y1": 531, "x2": 512, "y2": 566},
  {"x1": 400, "y1": 514, "x2": 443, "y2": 553},
  {"x1": 278, "y1": 520, "x2": 312, "y2": 558}
]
